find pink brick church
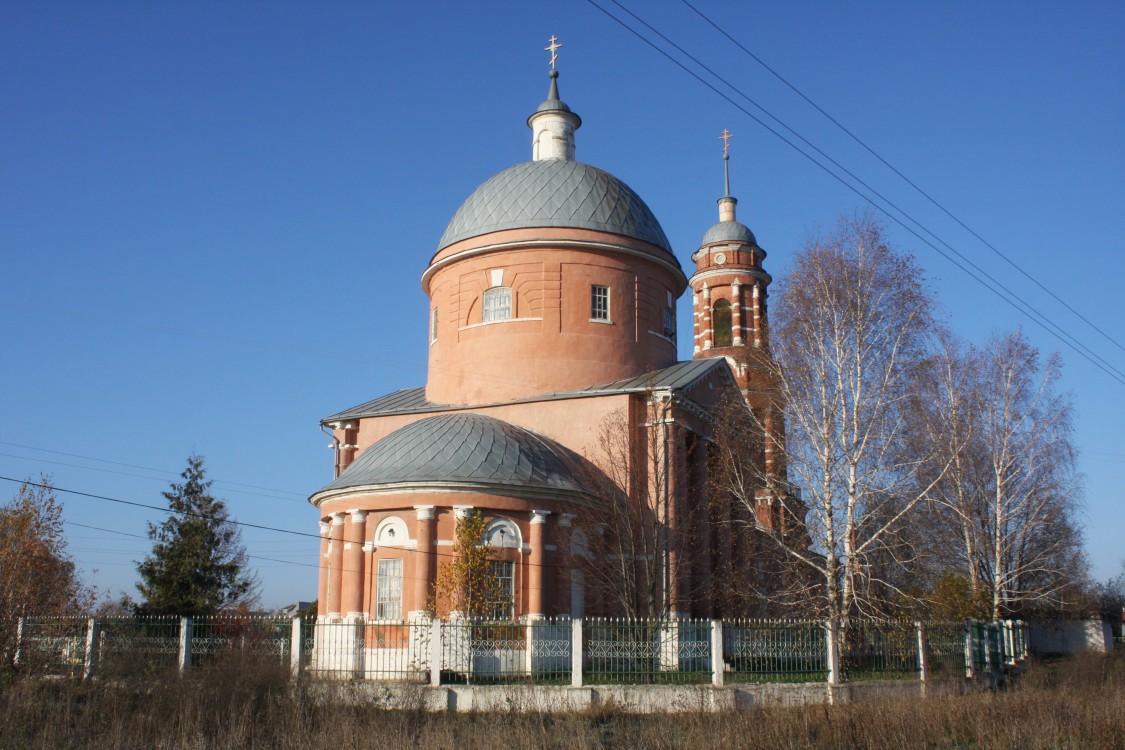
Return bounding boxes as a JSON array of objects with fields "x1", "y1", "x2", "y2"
[{"x1": 309, "y1": 50, "x2": 798, "y2": 623}]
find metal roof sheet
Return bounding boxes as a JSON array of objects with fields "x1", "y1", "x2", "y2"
[
  {"x1": 320, "y1": 359, "x2": 731, "y2": 424},
  {"x1": 701, "y1": 220, "x2": 757, "y2": 247},
  {"x1": 315, "y1": 413, "x2": 592, "y2": 496},
  {"x1": 436, "y1": 160, "x2": 674, "y2": 255}
]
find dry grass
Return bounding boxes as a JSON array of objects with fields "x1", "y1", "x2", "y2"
[{"x1": 1, "y1": 652, "x2": 1122, "y2": 749}]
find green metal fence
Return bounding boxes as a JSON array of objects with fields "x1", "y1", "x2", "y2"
[
  {"x1": 15, "y1": 616, "x2": 89, "y2": 676},
  {"x1": 584, "y1": 618, "x2": 711, "y2": 684},
  {"x1": 5, "y1": 615, "x2": 1035, "y2": 686},
  {"x1": 303, "y1": 617, "x2": 429, "y2": 682},
  {"x1": 723, "y1": 619, "x2": 826, "y2": 683},
  {"x1": 439, "y1": 617, "x2": 570, "y2": 685},
  {"x1": 189, "y1": 616, "x2": 290, "y2": 670},
  {"x1": 924, "y1": 622, "x2": 967, "y2": 678},
  {"x1": 96, "y1": 616, "x2": 182, "y2": 677},
  {"x1": 841, "y1": 620, "x2": 919, "y2": 680}
]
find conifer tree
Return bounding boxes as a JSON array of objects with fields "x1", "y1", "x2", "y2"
[{"x1": 136, "y1": 454, "x2": 257, "y2": 615}]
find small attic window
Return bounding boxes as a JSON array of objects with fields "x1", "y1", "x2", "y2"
[{"x1": 483, "y1": 287, "x2": 512, "y2": 322}]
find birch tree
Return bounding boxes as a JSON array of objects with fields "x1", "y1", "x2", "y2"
[
  {"x1": 914, "y1": 330, "x2": 1084, "y2": 618},
  {"x1": 975, "y1": 331, "x2": 1083, "y2": 618},
  {"x1": 764, "y1": 215, "x2": 945, "y2": 620}
]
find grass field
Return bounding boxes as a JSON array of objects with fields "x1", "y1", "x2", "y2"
[{"x1": 1, "y1": 651, "x2": 1121, "y2": 749}]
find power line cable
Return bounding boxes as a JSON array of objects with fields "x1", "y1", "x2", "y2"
[
  {"x1": 0, "y1": 441, "x2": 305, "y2": 497},
  {"x1": 585, "y1": 0, "x2": 1125, "y2": 387},
  {"x1": 12, "y1": 476, "x2": 606, "y2": 588},
  {"x1": 601, "y1": 0, "x2": 1125, "y2": 385},
  {"x1": 0, "y1": 452, "x2": 307, "y2": 504},
  {"x1": 0, "y1": 475, "x2": 322, "y2": 541},
  {"x1": 680, "y1": 0, "x2": 1125, "y2": 359}
]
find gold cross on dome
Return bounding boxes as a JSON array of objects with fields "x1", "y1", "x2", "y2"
[
  {"x1": 545, "y1": 35, "x2": 562, "y2": 69},
  {"x1": 719, "y1": 128, "x2": 733, "y2": 157}
]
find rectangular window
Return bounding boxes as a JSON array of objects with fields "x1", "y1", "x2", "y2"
[
  {"x1": 430, "y1": 307, "x2": 439, "y2": 343},
  {"x1": 663, "y1": 306, "x2": 676, "y2": 339},
  {"x1": 376, "y1": 558, "x2": 403, "y2": 620},
  {"x1": 487, "y1": 560, "x2": 515, "y2": 621},
  {"x1": 483, "y1": 287, "x2": 512, "y2": 323},
  {"x1": 591, "y1": 284, "x2": 609, "y2": 321}
]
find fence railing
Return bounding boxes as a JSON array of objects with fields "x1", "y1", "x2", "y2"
[{"x1": 2, "y1": 615, "x2": 1031, "y2": 687}]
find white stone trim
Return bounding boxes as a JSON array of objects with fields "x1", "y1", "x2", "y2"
[
  {"x1": 414, "y1": 505, "x2": 435, "y2": 520},
  {"x1": 423, "y1": 238, "x2": 687, "y2": 290},
  {"x1": 459, "y1": 316, "x2": 542, "y2": 332},
  {"x1": 373, "y1": 516, "x2": 411, "y2": 546}
]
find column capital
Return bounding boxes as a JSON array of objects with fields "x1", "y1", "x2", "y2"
[
  {"x1": 558, "y1": 513, "x2": 575, "y2": 527},
  {"x1": 453, "y1": 505, "x2": 475, "y2": 520},
  {"x1": 414, "y1": 505, "x2": 436, "y2": 521},
  {"x1": 319, "y1": 521, "x2": 331, "y2": 536},
  {"x1": 330, "y1": 512, "x2": 346, "y2": 524},
  {"x1": 530, "y1": 510, "x2": 551, "y2": 525},
  {"x1": 347, "y1": 509, "x2": 368, "y2": 522}
]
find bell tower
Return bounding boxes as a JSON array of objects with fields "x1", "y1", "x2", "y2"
[{"x1": 690, "y1": 131, "x2": 789, "y2": 528}]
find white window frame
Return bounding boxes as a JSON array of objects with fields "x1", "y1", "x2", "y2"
[
  {"x1": 482, "y1": 286, "x2": 512, "y2": 323},
  {"x1": 430, "y1": 307, "x2": 439, "y2": 343},
  {"x1": 487, "y1": 559, "x2": 515, "y2": 621},
  {"x1": 590, "y1": 284, "x2": 610, "y2": 322},
  {"x1": 376, "y1": 558, "x2": 403, "y2": 621}
]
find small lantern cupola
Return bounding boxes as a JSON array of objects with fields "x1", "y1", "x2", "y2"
[{"x1": 528, "y1": 36, "x2": 582, "y2": 161}]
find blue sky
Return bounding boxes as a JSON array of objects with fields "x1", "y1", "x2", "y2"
[{"x1": 2, "y1": 1, "x2": 1122, "y2": 608}]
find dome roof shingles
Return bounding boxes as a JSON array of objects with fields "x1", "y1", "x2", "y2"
[
  {"x1": 314, "y1": 413, "x2": 592, "y2": 498},
  {"x1": 437, "y1": 160, "x2": 673, "y2": 255},
  {"x1": 701, "y1": 220, "x2": 757, "y2": 247}
]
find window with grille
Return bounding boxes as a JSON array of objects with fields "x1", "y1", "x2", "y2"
[
  {"x1": 487, "y1": 560, "x2": 515, "y2": 620},
  {"x1": 482, "y1": 287, "x2": 512, "y2": 322},
  {"x1": 376, "y1": 558, "x2": 403, "y2": 620},
  {"x1": 430, "y1": 307, "x2": 438, "y2": 342},
  {"x1": 591, "y1": 284, "x2": 609, "y2": 321},
  {"x1": 663, "y1": 306, "x2": 676, "y2": 339}
]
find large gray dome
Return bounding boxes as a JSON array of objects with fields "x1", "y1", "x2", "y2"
[
  {"x1": 314, "y1": 413, "x2": 592, "y2": 497},
  {"x1": 437, "y1": 160, "x2": 673, "y2": 255}
]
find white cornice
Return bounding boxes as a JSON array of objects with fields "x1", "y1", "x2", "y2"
[
  {"x1": 310, "y1": 480, "x2": 591, "y2": 509},
  {"x1": 422, "y1": 237, "x2": 687, "y2": 292}
]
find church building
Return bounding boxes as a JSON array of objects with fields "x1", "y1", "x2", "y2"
[{"x1": 309, "y1": 47, "x2": 794, "y2": 623}]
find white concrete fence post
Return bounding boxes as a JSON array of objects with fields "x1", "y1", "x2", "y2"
[
  {"x1": 289, "y1": 616, "x2": 303, "y2": 680},
  {"x1": 825, "y1": 620, "x2": 841, "y2": 687},
  {"x1": 963, "y1": 620, "x2": 974, "y2": 678},
  {"x1": 711, "y1": 619, "x2": 724, "y2": 687},
  {"x1": 352, "y1": 618, "x2": 366, "y2": 680},
  {"x1": 915, "y1": 621, "x2": 927, "y2": 686},
  {"x1": 571, "y1": 617, "x2": 583, "y2": 687},
  {"x1": 985, "y1": 622, "x2": 997, "y2": 678},
  {"x1": 178, "y1": 617, "x2": 192, "y2": 676},
  {"x1": 429, "y1": 618, "x2": 442, "y2": 687},
  {"x1": 83, "y1": 618, "x2": 100, "y2": 680}
]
